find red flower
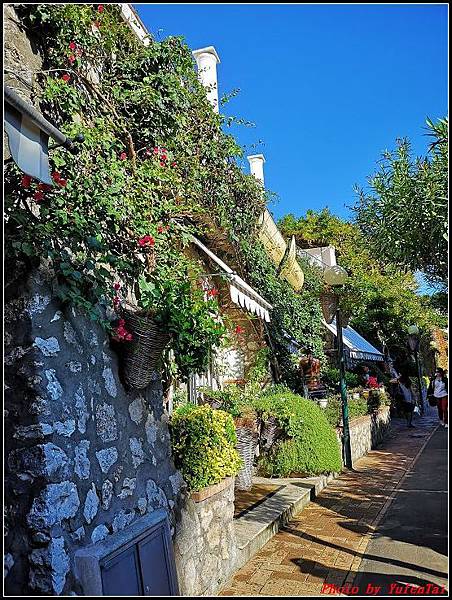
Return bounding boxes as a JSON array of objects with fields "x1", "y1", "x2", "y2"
[
  {"x1": 208, "y1": 288, "x2": 219, "y2": 297},
  {"x1": 235, "y1": 325, "x2": 245, "y2": 334},
  {"x1": 52, "y1": 172, "x2": 61, "y2": 182},
  {"x1": 69, "y1": 41, "x2": 76, "y2": 50},
  {"x1": 126, "y1": 333, "x2": 133, "y2": 341},
  {"x1": 68, "y1": 55, "x2": 76, "y2": 64},
  {"x1": 160, "y1": 161, "x2": 166, "y2": 167},
  {"x1": 171, "y1": 161, "x2": 177, "y2": 167},
  {"x1": 113, "y1": 282, "x2": 121, "y2": 291},
  {"x1": 138, "y1": 235, "x2": 155, "y2": 247},
  {"x1": 33, "y1": 191, "x2": 44, "y2": 202},
  {"x1": 93, "y1": 21, "x2": 101, "y2": 29},
  {"x1": 21, "y1": 175, "x2": 32, "y2": 188},
  {"x1": 58, "y1": 178, "x2": 67, "y2": 187},
  {"x1": 113, "y1": 296, "x2": 120, "y2": 307},
  {"x1": 38, "y1": 183, "x2": 52, "y2": 192},
  {"x1": 120, "y1": 152, "x2": 127, "y2": 160},
  {"x1": 98, "y1": 4, "x2": 104, "y2": 12},
  {"x1": 153, "y1": 147, "x2": 159, "y2": 154},
  {"x1": 61, "y1": 74, "x2": 71, "y2": 83},
  {"x1": 157, "y1": 225, "x2": 164, "y2": 234}
]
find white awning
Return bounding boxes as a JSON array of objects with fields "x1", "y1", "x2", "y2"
[{"x1": 191, "y1": 236, "x2": 272, "y2": 322}]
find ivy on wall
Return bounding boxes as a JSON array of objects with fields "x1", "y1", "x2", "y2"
[{"x1": 5, "y1": 3, "x2": 326, "y2": 385}]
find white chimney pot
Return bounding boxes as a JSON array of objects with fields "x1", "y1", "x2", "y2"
[
  {"x1": 247, "y1": 154, "x2": 265, "y2": 186},
  {"x1": 192, "y1": 46, "x2": 220, "y2": 112}
]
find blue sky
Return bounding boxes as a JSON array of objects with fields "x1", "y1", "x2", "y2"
[{"x1": 135, "y1": 3, "x2": 447, "y2": 224}]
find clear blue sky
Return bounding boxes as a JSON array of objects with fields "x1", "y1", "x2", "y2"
[{"x1": 135, "y1": 3, "x2": 448, "y2": 222}]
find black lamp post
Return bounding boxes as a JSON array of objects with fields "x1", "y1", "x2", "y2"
[
  {"x1": 323, "y1": 266, "x2": 353, "y2": 469},
  {"x1": 407, "y1": 325, "x2": 424, "y2": 415}
]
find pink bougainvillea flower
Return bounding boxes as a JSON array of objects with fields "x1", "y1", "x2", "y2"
[
  {"x1": 69, "y1": 41, "x2": 76, "y2": 50},
  {"x1": 138, "y1": 235, "x2": 155, "y2": 247},
  {"x1": 68, "y1": 55, "x2": 76, "y2": 64},
  {"x1": 235, "y1": 325, "x2": 245, "y2": 334},
  {"x1": 113, "y1": 282, "x2": 121, "y2": 291},
  {"x1": 61, "y1": 73, "x2": 71, "y2": 83},
  {"x1": 98, "y1": 4, "x2": 104, "y2": 12},
  {"x1": 126, "y1": 333, "x2": 133, "y2": 341},
  {"x1": 33, "y1": 191, "x2": 44, "y2": 202},
  {"x1": 21, "y1": 175, "x2": 32, "y2": 188},
  {"x1": 153, "y1": 147, "x2": 159, "y2": 154},
  {"x1": 120, "y1": 152, "x2": 127, "y2": 160}
]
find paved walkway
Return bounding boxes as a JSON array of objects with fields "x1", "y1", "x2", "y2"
[{"x1": 219, "y1": 410, "x2": 447, "y2": 596}]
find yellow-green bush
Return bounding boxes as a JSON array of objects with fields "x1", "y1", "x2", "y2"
[{"x1": 169, "y1": 404, "x2": 242, "y2": 492}]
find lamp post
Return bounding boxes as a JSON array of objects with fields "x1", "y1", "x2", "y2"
[
  {"x1": 407, "y1": 325, "x2": 424, "y2": 415},
  {"x1": 323, "y1": 266, "x2": 353, "y2": 469}
]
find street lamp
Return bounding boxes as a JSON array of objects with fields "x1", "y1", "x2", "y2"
[
  {"x1": 407, "y1": 325, "x2": 424, "y2": 415},
  {"x1": 322, "y1": 266, "x2": 353, "y2": 469}
]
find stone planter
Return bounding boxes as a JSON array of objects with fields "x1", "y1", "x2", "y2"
[{"x1": 190, "y1": 477, "x2": 235, "y2": 503}]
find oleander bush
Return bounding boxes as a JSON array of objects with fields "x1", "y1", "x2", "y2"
[
  {"x1": 169, "y1": 403, "x2": 242, "y2": 491},
  {"x1": 252, "y1": 388, "x2": 342, "y2": 476}
]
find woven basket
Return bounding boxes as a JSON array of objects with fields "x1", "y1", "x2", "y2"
[
  {"x1": 235, "y1": 424, "x2": 259, "y2": 491},
  {"x1": 260, "y1": 416, "x2": 284, "y2": 451},
  {"x1": 122, "y1": 311, "x2": 171, "y2": 390}
]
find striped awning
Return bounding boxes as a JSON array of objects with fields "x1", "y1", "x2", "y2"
[{"x1": 191, "y1": 236, "x2": 272, "y2": 322}]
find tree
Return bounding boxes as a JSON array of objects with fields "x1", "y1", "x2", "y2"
[
  {"x1": 353, "y1": 118, "x2": 448, "y2": 288},
  {"x1": 278, "y1": 209, "x2": 445, "y2": 361}
]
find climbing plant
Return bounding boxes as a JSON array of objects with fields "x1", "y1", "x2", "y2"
[{"x1": 5, "y1": 3, "x2": 326, "y2": 384}]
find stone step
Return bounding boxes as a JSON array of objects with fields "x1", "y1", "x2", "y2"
[{"x1": 233, "y1": 474, "x2": 335, "y2": 570}]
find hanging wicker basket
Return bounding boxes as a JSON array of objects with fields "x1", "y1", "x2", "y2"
[
  {"x1": 121, "y1": 310, "x2": 171, "y2": 390},
  {"x1": 320, "y1": 291, "x2": 338, "y2": 324}
]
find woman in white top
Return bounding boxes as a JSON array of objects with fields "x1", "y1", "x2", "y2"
[{"x1": 432, "y1": 368, "x2": 448, "y2": 428}]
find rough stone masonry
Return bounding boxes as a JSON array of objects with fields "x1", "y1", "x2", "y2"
[{"x1": 4, "y1": 264, "x2": 188, "y2": 595}]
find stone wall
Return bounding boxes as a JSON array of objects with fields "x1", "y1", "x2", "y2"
[
  {"x1": 336, "y1": 407, "x2": 391, "y2": 465},
  {"x1": 4, "y1": 265, "x2": 187, "y2": 595},
  {"x1": 173, "y1": 478, "x2": 237, "y2": 596}
]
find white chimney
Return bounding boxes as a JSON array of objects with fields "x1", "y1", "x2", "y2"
[
  {"x1": 192, "y1": 46, "x2": 220, "y2": 112},
  {"x1": 247, "y1": 154, "x2": 265, "y2": 186}
]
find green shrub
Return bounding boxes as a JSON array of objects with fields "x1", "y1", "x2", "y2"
[
  {"x1": 323, "y1": 396, "x2": 369, "y2": 427},
  {"x1": 169, "y1": 404, "x2": 242, "y2": 491},
  {"x1": 322, "y1": 367, "x2": 361, "y2": 390},
  {"x1": 252, "y1": 389, "x2": 342, "y2": 476}
]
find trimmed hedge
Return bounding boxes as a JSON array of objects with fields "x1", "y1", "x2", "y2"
[
  {"x1": 324, "y1": 390, "x2": 390, "y2": 428},
  {"x1": 252, "y1": 389, "x2": 342, "y2": 477},
  {"x1": 169, "y1": 404, "x2": 242, "y2": 492}
]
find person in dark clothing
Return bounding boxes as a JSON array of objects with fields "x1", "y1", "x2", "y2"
[{"x1": 398, "y1": 373, "x2": 416, "y2": 427}]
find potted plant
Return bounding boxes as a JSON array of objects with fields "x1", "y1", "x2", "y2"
[{"x1": 116, "y1": 248, "x2": 226, "y2": 390}]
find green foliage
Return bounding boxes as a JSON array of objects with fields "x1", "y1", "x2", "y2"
[
  {"x1": 240, "y1": 240, "x2": 326, "y2": 389},
  {"x1": 322, "y1": 367, "x2": 361, "y2": 391},
  {"x1": 169, "y1": 404, "x2": 242, "y2": 491},
  {"x1": 278, "y1": 208, "x2": 445, "y2": 362},
  {"x1": 252, "y1": 389, "x2": 342, "y2": 476},
  {"x1": 353, "y1": 118, "x2": 448, "y2": 287},
  {"x1": 323, "y1": 391, "x2": 389, "y2": 428}
]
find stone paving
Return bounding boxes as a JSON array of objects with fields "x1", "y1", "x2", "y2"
[{"x1": 219, "y1": 412, "x2": 440, "y2": 596}]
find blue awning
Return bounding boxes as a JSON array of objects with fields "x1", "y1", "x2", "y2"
[{"x1": 324, "y1": 319, "x2": 384, "y2": 362}]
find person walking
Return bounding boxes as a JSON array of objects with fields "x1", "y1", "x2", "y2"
[
  {"x1": 429, "y1": 368, "x2": 448, "y2": 428},
  {"x1": 398, "y1": 373, "x2": 416, "y2": 428}
]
